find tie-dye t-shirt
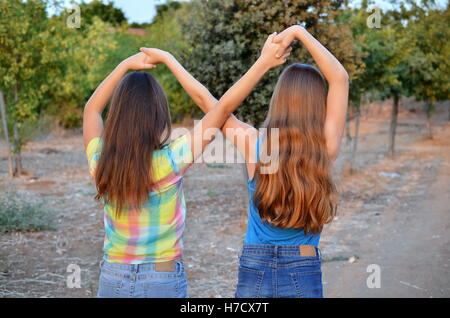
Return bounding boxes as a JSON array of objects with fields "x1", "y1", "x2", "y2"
[{"x1": 86, "y1": 135, "x2": 193, "y2": 264}]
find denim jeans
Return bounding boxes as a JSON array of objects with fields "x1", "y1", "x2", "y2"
[
  {"x1": 97, "y1": 260, "x2": 187, "y2": 298},
  {"x1": 235, "y1": 244, "x2": 323, "y2": 298}
]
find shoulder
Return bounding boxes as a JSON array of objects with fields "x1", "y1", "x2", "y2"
[
  {"x1": 164, "y1": 134, "x2": 193, "y2": 162},
  {"x1": 153, "y1": 134, "x2": 193, "y2": 178}
]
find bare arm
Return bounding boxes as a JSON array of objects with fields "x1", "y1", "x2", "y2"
[
  {"x1": 139, "y1": 48, "x2": 255, "y2": 159},
  {"x1": 82, "y1": 52, "x2": 156, "y2": 148},
  {"x1": 274, "y1": 25, "x2": 349, "y2": 161},
  {"x1": 187, "y1": 41, "x2": 282, "y2": 160},
  {"x1": 140, "y1": 48, "x2": 216, "y2": 111},
  {"x1": 140, "y1": 35, "x2": 288, "y2": 161}
]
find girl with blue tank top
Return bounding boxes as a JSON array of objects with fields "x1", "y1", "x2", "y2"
[{"x1": 194, "y1": 25, "x2": 348, "y2": 298}]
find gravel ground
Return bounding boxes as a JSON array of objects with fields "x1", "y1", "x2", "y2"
[{"x1": 0, "y1": 103, "x2": 449, "y2": 297}]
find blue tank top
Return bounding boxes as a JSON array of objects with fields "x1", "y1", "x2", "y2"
[{"x1": 244, "y1": 137, "x2": 321, "y2": 246}]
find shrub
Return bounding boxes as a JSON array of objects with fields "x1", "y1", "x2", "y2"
[{"x1": 0, "y1": 192, "x2": 56, "y2": 233}]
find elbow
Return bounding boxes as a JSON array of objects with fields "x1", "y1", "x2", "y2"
[
  {"x1": 328, "y1": 68, "x2": 348, "y2": 87},
  {"x1": 339, "y1": 68, "x2": 349, "y2": 83},
  {"x1": 328, "y1": 150, "x2": 339, "y2": 162},
  {"x1": 326, "y1": 140, "x2": 341, "y2": 162}
]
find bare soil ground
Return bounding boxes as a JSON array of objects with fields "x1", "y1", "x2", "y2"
[{"x1": 0, "y1": 103, "x2": 449, "y2": 298}]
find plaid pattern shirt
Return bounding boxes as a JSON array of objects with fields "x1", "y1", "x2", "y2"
[{"x1": 86, "y1": 135, "x2": 193, "y2": 264}]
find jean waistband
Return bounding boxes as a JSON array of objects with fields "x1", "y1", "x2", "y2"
[
  {"x1": 100, "y1": 259, "x2": 183, "y2": 273},
  {"x1": 241, "y1": 244, "x2": 321, "y2": 257}
]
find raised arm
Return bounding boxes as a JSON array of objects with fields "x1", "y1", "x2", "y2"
[
  {"x1": 189, "y1": 33, "x2": 292, "y2": 160},
  {"x1": 140, "y1": 48, "x2": 255, "y2": 158},
  {"x1": 139, "y1": 48, "x2": 253, "y2": 160},
  {"x1": 139, "y1": 34, "x2": 286, "y2": 161},
  {"x1": 140, "y1": 38, "x2": 290, "y2": 164},
  {"x1": 274, "y1": 25, "x2": 349, "y2": 161},
  {"x1": 140, "y1": 48, "x2": 216, "y2": 112},
  {"x1": 82, "y1": 53, "x2": 156, "y2": 148}
]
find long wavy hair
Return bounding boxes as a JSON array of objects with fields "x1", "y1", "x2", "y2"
[
  {"x1": 94, "y1": 72, "x2": 171, "y2": 215},
  {"x1": 254, "y1": 64, "x2": 338, "y2": 234}
]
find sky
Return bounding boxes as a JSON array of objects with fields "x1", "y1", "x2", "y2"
[
  {"x1": 58, "y1": 0, "x2": 189, "y2": 24},
  {"x1": 55, "y1": 0, "x2": 448, "y2": 24},
  {"x1": 112, "y1": 0, "x2": 175, "y2": 24}
]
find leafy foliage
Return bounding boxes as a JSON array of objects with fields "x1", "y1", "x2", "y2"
[
  {"x1": 44, "y1": 16, "x2": 116, "y2": 128},
  {"x1": 0, "y1": 192, "x2": 56, "y2": 233},
  {"x1": 0, "y1": 1, "x2": 115, "y2": 131},
  {"x1": 180, "y1": 0, "x2": 363, "y2": 125},
  {"x1": 0, "y1": 0, "x2": 50, "y2": 122},
  {"x1": 145, "y1": 2, "x2": 197, "y2": 120},
  {"x1": 78, "y1": 0, "x2": 127, "y2": 27},
  {"x1": 401, "y1": 2, "x2": 450, "y2": 110}
]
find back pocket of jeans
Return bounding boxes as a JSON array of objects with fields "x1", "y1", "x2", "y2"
[
  {"x1": 235, "y1": 266, "x2": 265, "y2": 298},
  {"x1": 98, "y1": 274, "x2": 123, "y2": 298},
  {"x1": 142, "y1": 278, "x2": 182, "y2": 298},
  {"x1": 290, "y1": 271, "x2": 323, "y2": 298}
]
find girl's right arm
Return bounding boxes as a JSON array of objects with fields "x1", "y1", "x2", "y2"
[
  {"x1": 83, "y1": 52, "x2": 156, "y2": 149},
  {"x1": 140, "y1": 34, "x2": 288, "y2": 161},
  {"x1": 274, "y1": 25, "x2": 349, "y2": 161},
  {"x1": 187, "y1": 33, "x2": 287, "y2": 161}
]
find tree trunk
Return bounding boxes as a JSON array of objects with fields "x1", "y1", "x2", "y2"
[
  {"x1": 12, "y1": 84, "x2": 23, "y2": 176},
  {"x1": 345, "y1": 109, "x2": 352, "y2": 146},
  {"x1": 426, "y1": 112, "x2": 433, "y2": 139},
  {"x1": 13, "y1": 122, "x2": 22, "y2": 176},
  {"x1": 0, "y1": 91, "x2": 13, "y2": 177},
  {"x1": 350, "y1": 108, "x2": 361, "y2": 174},
  {"x1": 388, "y1": 94, "x2": 399, "y2": 158},
  {"x1": 424, "y1": 102, "x2": 434, "y2": 139}
]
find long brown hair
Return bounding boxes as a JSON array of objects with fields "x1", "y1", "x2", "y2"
[
  {"x1": 254, "y1": 64, "x2": 337, "y2": 234},
  {"x1": 94, "y1": 72, "x2": 171, "y2": 215}
]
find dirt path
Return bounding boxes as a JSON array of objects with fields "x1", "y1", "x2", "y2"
[
  {"x1": 322, "y1": 120, "x2": 450, "y2": 297},
  {"x1": 0, "y1": 107, "x2": 449, "y2": 298}
]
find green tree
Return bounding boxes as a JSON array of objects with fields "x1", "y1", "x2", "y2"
[
  {"x1": 376, "y1": 0, "x2": 448, "y2": 155},
  {"x1": 181, "y1": 0, "x2": 363, "y2": 125},
  {"x1": 0, "y1": 0, "x2": 50, "y2": 176},
  {"x1": 0, "y1": 0, "x2": 114, "y2": 176},
  {"x1": 358, "y1": 2, "x2": 413, "y2": 158},
  {"x1": 401, "y1": 2, "x2": 449, "y2": 138},
  {"x1": 43, "y1": 15, "x2": 116, "y2": 128},
  {"x1": 343, "y1": 0, "x2": 418, "y2": 166},
  {"x1": 78, "y1": 0, "x2": 127, "y2": 27},
  {"x1": 94, "y1": 1, "x2": 195, "y2": 121},
  {"x1": 147, "y1": 1, "x2": 195, "y2": 120}
]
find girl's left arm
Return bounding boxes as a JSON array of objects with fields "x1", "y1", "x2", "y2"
[
  {"x1": 140, "y1": 48, "x2": 217, "y2": 113},
  {"x1": 141, "y1": 34, "x2": 288, "y2": 160},
  {"x1": 82, "y1": 53, "x2": 156, "y2": 148},
  {"x1": 138, "y1": 47, "x2": 259, "y2": 163},
  {"x1": 140, "y1": 43, "x2": 291, "y2": 164}
]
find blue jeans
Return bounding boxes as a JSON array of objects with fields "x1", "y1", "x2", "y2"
[
  {"x1": 97, "y1": 260, "x2": 187, "y2": 298},
  {"x1": 235, "y1": 244, "x2": 323, "y2": 298}
]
